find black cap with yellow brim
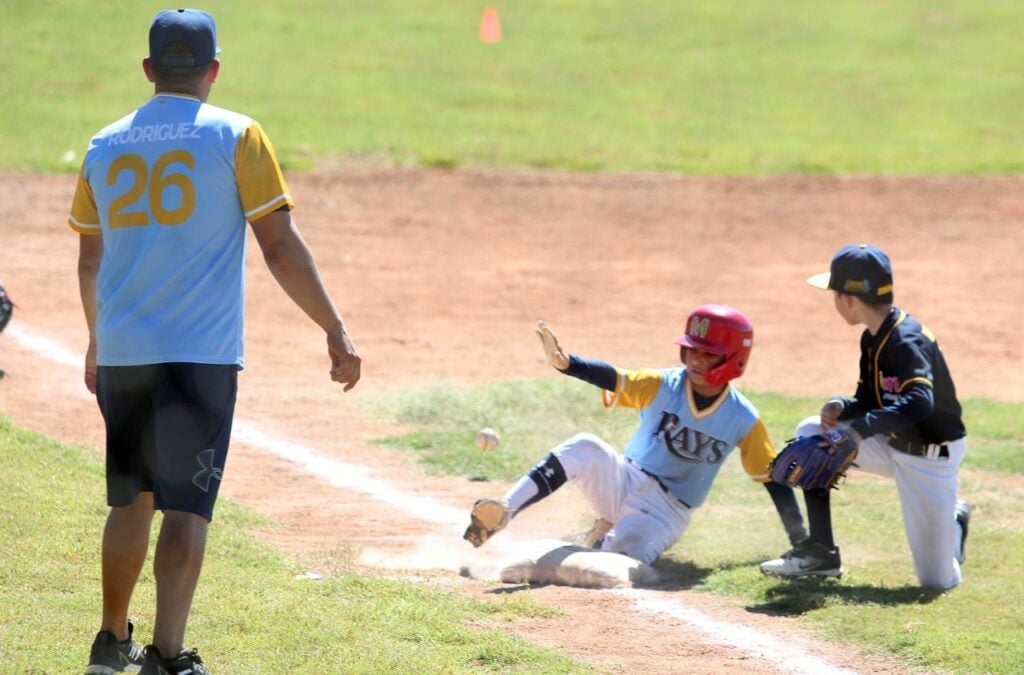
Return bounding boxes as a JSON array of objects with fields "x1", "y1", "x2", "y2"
[{"x1": 807, "y1": 244, "x2": 894, "y2": 302}]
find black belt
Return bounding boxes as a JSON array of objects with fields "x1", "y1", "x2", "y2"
[
  {"x1": 888, "y1": 437, "x2": 949, "y2": 459},
  {"x1": 628, "y1": 460, "x2": 692, "y2": 509}
]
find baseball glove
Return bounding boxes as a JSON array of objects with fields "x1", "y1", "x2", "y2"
[
  {"x1": 0, "y1": 283, "x2": 12, "y2": 335},
  {"x1": 770, "y1": 428, "x2": 859, "y2": 490}
]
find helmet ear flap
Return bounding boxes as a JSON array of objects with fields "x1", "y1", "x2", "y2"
[{"x1": 703, "y1": 353, "x2": 735, "y2": 387}]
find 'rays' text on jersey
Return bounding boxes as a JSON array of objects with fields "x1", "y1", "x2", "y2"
[{"x1": 655, "y1": 411, "x2": 728, "y2": 464}]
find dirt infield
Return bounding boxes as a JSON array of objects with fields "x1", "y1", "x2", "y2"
[{"x1": 2, "y1": 170, "x2": 1022, "y2": 672}]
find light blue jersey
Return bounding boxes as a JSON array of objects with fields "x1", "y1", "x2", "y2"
[
  {"x1": 604, "y1": 367, "x2": 774, "y2": 508},
  {"x1": 69, "y1": 93, "x2": 293, "y2": 367}
]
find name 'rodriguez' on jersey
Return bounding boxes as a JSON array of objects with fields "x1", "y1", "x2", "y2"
[
  {"x1": 105, "y1": 121, "x2": 204, "y2": 145},
  {"x1": 67, "y1": 93, "x2": 294, "y2": 369}
]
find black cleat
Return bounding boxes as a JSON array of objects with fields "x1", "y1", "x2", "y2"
[
  {"x1": 85, "y1": 621, "x2": 144, "y2": 674},
  {"x1": 139, "y1": 646, "x2": 209, "y2": 675},
  {"x1": 956, "y1": 500, "x2": 972, "y2": 565},
  {"x1": 760, "y1": 541, "x2": 842, "y2": 578}
]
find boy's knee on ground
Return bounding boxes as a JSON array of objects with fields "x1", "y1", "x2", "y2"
[{"x1": 602, "y1": 530, "x2": 661, "y2": 566}]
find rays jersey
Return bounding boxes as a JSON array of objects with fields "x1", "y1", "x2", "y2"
[
  {"x1": 604, "y1": 367, "x2": 775, "y2": 508},
  {"x1": 68, "y1": 93, "x2": 293, "y2": 367}
]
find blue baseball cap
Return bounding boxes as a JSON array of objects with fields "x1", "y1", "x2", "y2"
[
  {"x1": 807, "y1": 244, "x2": 894, "y2": 302},
  {"x1": 149, "y1": 8, "x2": 220, "y2": 68}
]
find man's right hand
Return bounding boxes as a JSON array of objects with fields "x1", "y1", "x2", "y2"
[
  {"x1": 84, "y1": 340, "x2": 97, "y2": 394},
  {"x1": 327, "y1": 327, "x2": 361, "y2": 391},
  {"x1": 819, "y1": 399, "x2": 844, "y2": 429},
  {"x1": 536, "y1": 321, "x2": 570, "y2": 371}
]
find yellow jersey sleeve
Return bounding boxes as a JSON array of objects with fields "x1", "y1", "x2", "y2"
[
  {"x1": 235, "y1": 122, "x2": 295, "y2": 222},
  {"x1": 68, "y1": 166, "x2": 101, "y2": 234},
  {"x1": 738, "y1": 417, "x2": 776, "y2": 483},
  {"x1": 602, "y1": 368, "x2": 664, "y2": 409}
]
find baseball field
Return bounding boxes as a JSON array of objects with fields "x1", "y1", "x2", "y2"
[{"x1": 2, "y1": 1, "x2": 1023, "y2": 672}]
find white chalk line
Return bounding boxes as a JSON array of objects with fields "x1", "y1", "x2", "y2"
[
  {"x1": 7, "y1": 322, "x2": 855, "y2": 675},
  {"x1": 7, "y1": 323, "x2": 82, "y2": 368},
  {"x1": 618, "y1": 589, "x2": 854, "y2": 675}
]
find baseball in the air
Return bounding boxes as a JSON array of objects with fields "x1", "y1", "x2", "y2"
[{"x1": 475, "y1": 427, "x2": 500, "y2": 451}]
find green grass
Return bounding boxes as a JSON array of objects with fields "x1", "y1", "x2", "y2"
[
  {"x1": 959, "y1": 399, "x2": 1024, "y2": 472},
  {"x1": 7, "y1": 0, "x2": 1024, "y2": 670},
  {"x1": 0, "y1": 416, "x2": 588, "y2": 673},
  {"x1": 363, "y1": 378, "x2": 636, "y2": 481},
  {"x1": 364, "y1": 378, "x2": 1024, "y2": 674},
  {"x1": 4, "y1": 0, "x2": 1024, "y2": 173}
]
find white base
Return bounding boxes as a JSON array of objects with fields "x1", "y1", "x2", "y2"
[{"x1": 496, "y1": 538, "x2": 659, "y2": 588}]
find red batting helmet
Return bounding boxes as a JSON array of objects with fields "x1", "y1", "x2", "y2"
[{"x1": 674, "y1": 304, "x2": 753, "y2": 386}]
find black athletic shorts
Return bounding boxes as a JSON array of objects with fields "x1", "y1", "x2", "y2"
[{"x1": 96, "y1": 362, "x2": 238, "y2": 520}]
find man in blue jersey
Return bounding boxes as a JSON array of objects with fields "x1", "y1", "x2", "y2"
[
  {"x1": 71, "y1": 10, "x2": 361, "y2": 674},
  {"x1": 464, "y1": 305, "x2": 810, "y2": 568},
  {"x1": 0, "y1": 281, "x2": 12, "y2": 380},
  {"x1": 760, "y1": 245, "x2": 971, "y2": 589}
]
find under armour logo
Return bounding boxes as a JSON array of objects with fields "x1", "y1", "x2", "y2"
[
  {"x1": 543, "y1": 467, "x2": 556, "y2": 478},
  {"x1": 192, "y1": 449, "x2": 223, "y2": 492}
]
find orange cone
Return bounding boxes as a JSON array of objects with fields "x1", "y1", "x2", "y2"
[{"x1": 478, "y1": 5, "x2": 502, "y2": 43}]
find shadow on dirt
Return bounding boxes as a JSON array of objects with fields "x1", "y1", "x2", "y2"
[
  {"x1": 484, "y1": 583, "x2": 533, "y2": 595},
  {"x1": 475, "y1": 550, "x2": 945, "y2": 616},
  {"x1": 651, "y1": 556, "x2": 946, "y2": 615},
  {"x1": 646, "y1": 557, "x2": 719, "y2": 590},
  {"x1": 748, "y1": 580, "x2": 946, "y2": 616}
]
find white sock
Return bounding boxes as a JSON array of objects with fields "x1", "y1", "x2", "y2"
[{"x1": 502, "y1": 475, "x2": 539, "y2": 515}]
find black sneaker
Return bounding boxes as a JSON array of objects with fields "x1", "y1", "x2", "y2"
[
  {"x1": 956, "y1": 500, "x2": 972, "y2": 565},
  {"x1": 85, "y1": 621, "x2": 144, "y2": 674},
  {"x1": 760, "y1": 541, "x2": 842, "y2": 578},
  {"x1": 139, "y1": 646, "x2": 209, "y2": 675}
]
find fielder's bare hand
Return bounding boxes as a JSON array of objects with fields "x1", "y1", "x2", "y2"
[
  {"x1": 327, "y1": 326, "x2": 361, "y2": 391},
  {"x1": 819, "y1": 399, "x2": 844, "y2": 429},
  {"x1": 536, "y1": 320, "x2": 570, "y2": 371}
]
